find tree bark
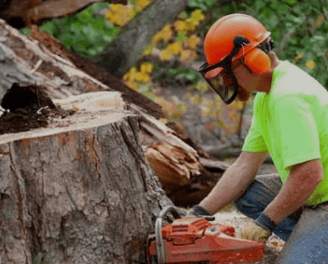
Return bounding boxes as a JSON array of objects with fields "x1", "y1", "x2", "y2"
[
  {"x1": 0, "y1": 92, "x2": 172, "y2": 264},
  {"x1": 95, "y1": 0, "x2": 190, "y2": 77}
]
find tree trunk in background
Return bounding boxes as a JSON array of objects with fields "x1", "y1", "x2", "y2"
[
  {"x1": 95, "y1": 0, "x2": 190, "y2": 77},
  {"x1": 0, "y1": 92, "x2": 172, "y2": 264}
]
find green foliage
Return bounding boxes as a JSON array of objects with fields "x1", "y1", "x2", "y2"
[
  {"x1": 19, "y1": 0, "x2": 327, "y2": 90},
  {"x1": 38, "y1": 3, "x2": 120, "y2": 58},
  {"x1": 187, "y1": 0, "x2": 216, "y2": 11},
  {"x1": 166, "y1": 67, "x2": 201, "y2": 84}
]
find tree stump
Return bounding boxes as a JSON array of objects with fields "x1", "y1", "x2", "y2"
[{"x1": 0, "y1": 91, "x2": 172, "y2": 264}]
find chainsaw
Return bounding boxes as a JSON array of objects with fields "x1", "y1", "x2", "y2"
[{"x1": 147, "y1": 206, "x2": 264, "y2": 264}]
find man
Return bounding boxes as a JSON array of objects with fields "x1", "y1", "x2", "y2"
[{"x1": 190, "y1": 13, "x2": 328, "y2": 263}]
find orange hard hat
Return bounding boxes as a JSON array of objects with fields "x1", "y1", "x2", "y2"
[{"x1": 204, "y1": 13, "x2": 271, "y2": 67}]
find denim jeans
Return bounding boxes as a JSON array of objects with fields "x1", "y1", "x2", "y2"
[{"x1": 235, "y1": 174, "x2": 328, "y2": 264}]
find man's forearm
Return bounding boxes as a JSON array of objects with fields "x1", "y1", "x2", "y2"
[
  {"x1": 264, "y1": 159, "x2": 323, "y2": 224},
  {"x1": 199, "y1": 151, "x2": 268, "y2": 215},
  {"x1": 200, "y1": 164, "x2": 255, "y2": 214}
]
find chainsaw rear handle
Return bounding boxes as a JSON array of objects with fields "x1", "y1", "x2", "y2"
[
  {"x1": 155, "y1": 206, "x2": 180, "y2": 264},
  {"x1": 155, "y1": 206, "x2": 215, "y2": 263}
]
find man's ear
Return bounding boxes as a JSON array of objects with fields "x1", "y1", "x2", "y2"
[{"x1": 244, "y1": 48, "x2": 271, "y2": 74}]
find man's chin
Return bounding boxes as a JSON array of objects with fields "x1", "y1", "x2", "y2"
[{"x1": 237, "y1": 89, "x2": 250, "y2": 102}]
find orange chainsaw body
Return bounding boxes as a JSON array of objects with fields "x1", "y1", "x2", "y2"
[{"x1": 147, "y1": 217, "x2": 264, "y2": 264}]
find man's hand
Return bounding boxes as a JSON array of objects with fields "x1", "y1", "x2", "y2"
[
  {"x1": 239, "y1": 221, "x2": 271, "y2": 243},
  {"x1": 185, "y1": 205, "x2": 211, "y2": 218}
]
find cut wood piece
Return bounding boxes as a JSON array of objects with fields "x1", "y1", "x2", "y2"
[
  {"x1": 53, "y1": 91, "x2": 127, "y2": 112},
  {"x1": 145, "y1": 141, "x2": 201, "y2": 193},
  {"x1": 126, "y1": 104, "x2": 229, "y2": 207},
  {"x1": 0, "y1": 92, "x2": 172, "y2": 264},
  {"x1": 135, "y1": 105, "x2": 198, "y2": 155}
]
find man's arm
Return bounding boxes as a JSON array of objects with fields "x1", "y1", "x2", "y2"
[
  {"x1": 199, "y1": 151, "x2": 268, "y2": 215},
  {"x1": 263, "y1": 159, "x2": 323, "y2": 225}
]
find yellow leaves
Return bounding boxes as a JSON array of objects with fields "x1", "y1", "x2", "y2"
[
  {"x1": 140, "y1": 62, "x2": 153, "y2": 73},
  {"x1": 184, "y1": 10, "x2": 205, "y2": 31},
  {"x1": 192, "y1": 80, "x2": 210, "y2": 92},
  {"x1": 170, "y1": 42, "x2": 183, "y2": 55},
  {"x1": 135, "y1": 0, "x2": 153, "y2": 11},
  {"x1": 312, "y1": 14, "x2": 326, "y2": 29},
  {"x1": 158, "y1": 34, "x2": 200, "y2": 63},
  {"x1": 152, "y1": 25, "x2": 174, "y2": 45},
  {"x1": 123, "y1": 62, "x2": 154, "y2": 91},
  {"x1": 294, "y1": 55, "x2": 318, "y2": 71},
  {"x1": 180, "y1": 49, "x2": 197, "y2": 63},
  {"x1": 151, "y1": 9, "x2": 204, "y2": 63},
  {"x1": 106, "y1": 0, "x2": 155, "y2": 26},
  {"x1": 159, "y1": 49, "x2": 173, "y2": 61},
  {"x1": 105, "y1": 4, "x2": 133, "y2": 26},
  {"x1": 155, "y1": 97, "x2": 187, "y2": 120},
  {"x1": 200, "y1": 96, "x2": 223, "y2": 119},
  {"x1": 174, "y1": 20, "x2": 188, "y2": 33},
  {"x1": 293, "y1": 53, "x2": 304, "y2": 63},
  {"x1": 190, "y1": 9, "x2": 205, "y2": 23},
  {"x1": 159, "y1": 42, "x2": 183, "y2": 61},
  {"x1": 305, "y1": 60, "x2": 316, "y2": 69},
  {"x1": 186, "y1": 92, "x2": 201, "y2": 105},
  {"x1": 142, "y1": 44, "x2": 153, "y2": 56},
  {"x1": 185, "y1": 35, "x2": 201, "y2": 49},
  {"x1": 174, "y1": 10, "x2": 205, "y2": 33}
]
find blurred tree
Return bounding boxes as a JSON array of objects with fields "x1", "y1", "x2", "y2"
[{"x1": 95, "y1": 0, "x2": 190, "y2": 77}]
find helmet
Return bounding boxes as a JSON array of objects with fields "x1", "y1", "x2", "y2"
[
  {"x1": 204, "y1": 13, "x2": 271, "y2": 73},
  {"x1": 199, "y1": 14, "x2": 273, "y2": 104}
]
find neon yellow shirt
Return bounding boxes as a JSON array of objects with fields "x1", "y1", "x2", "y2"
[{"x1": 242, "y1": 61, "x2": 328, "y2": 205}]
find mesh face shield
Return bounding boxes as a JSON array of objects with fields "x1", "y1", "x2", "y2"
[
  {"x1": 199, "y1": 59, "x2": 239, "y2": 104},
  {"x1": 199, "y1": 36, "x2": 247, "y2": 104}
]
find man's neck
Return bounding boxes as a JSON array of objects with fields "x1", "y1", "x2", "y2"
[{"x1": 257, "y1": 53, "x2": 280, "y2": 94}]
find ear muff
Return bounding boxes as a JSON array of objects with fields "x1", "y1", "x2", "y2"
[{"x1": 244, "y1": 48, "x2": 271, "y2": 74}]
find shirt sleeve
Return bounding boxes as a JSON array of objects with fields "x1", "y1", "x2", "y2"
[
  {"x1": 242, "y1": 98, "x2": 268, "y2": 153},
  {"x1": 272, "y1": 96, "x2": 321, "y2": 169}
]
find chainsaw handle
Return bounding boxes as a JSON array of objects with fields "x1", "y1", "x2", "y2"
[
  {"x1": 155, "y1": 206, "x2": 181, "y2": 264},
  {"x1": 202, "y1": 215, "x2": 215, "y2": 221},
  {"x1": 157, "y1": 206, "x2": 181, "y2": 220}
]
